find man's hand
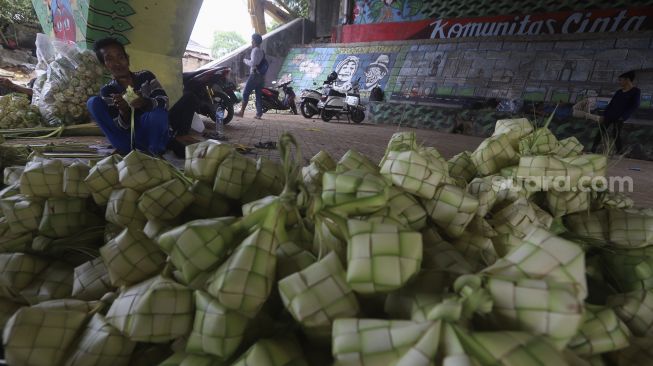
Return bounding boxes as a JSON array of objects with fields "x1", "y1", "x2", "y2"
[
  {"x1": 129, "y1": 96, "x2": 151, "y2": 110},
  {"x1": 112, "y1": 94, "x2": 131, "y2": 116}
]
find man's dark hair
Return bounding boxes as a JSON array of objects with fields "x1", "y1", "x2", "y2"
[
  {"x1": 252, "y1": 33, "x2": 263, "y2": 46},
  {"x1": 619, "y1": 71, "x2": 636, "y2": 81},
  {"x1": 93, "y1": 37, "x2": 128, "y2": 64}
]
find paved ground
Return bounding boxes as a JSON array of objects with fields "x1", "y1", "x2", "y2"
[
  {"x1": 221, "y1": 112, "x2": 484, "y2": 162},
  {"x1": 7, "y1": 111, "x2": 653, "y2": 207}
]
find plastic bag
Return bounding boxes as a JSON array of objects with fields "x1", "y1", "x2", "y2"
[{"x1": 32, "y1": 33, "x2": 105, "y2": 126}]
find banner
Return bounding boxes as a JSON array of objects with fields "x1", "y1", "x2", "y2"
[{"x1": 340, "y1": 7, "x2": 653, "y2": 43}]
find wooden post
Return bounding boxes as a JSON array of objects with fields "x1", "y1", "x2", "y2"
[
  {"x1": 264, "y1": 1, "x2": 294, "y2": 24},
  {"x1": 248, "y1": 0, "x2": 267, "y2": 35},
  {"x1": 273, "y1": 0, "x2": 299, "y2": 19}
]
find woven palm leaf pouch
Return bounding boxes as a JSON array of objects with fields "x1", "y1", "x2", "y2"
[
  {"x1": 105, "y1": 188, "x2": 147, "y2": 229},
  {"x1": 448, "y1": 151, "x2": 477, "y2": 185},
  {"x1": 117, "y1": 150, "x2": 173, "y2": 192},
  {"x1": 38, "y1": 197, "x2": 90, "y2": 238},
  {"x1": 278, "y1": 252, "x2": 360, "y2": 342},
  {"x1": 100, "y1": 227, "x2": 166, "y2": 286},
  {"x1": 63, "y1": 161, "x2": 91, "y2": 198},
  {"x1": 471, "y1": 133, "x2": 518, "y2": 176},
  {"x1": 212, "y1": 151, "x2": 257, "y2": 200},
  {"x1": 63, "y1": 312, "x2": 136, "y2": 366},
  {"x1": 185, "y1": 140, "x2": 234, "y2": 183},
  {"x1": 492, "y1": 117, "x2": 534, "y2": 147},
  {"x1": 72, "y1": 257, "x2": 112, "y2": 301},
  {"x1": 3, "y1": 306, "x2": 87, "y2": 366},
  {"x1": 19, "y1": 159, "x2": 66, "y2": 198},
  {"x1": 4, "y1": 166, "x2": 24, "y2": 186},
  {"x1": 138, "y1": 178, "x2": 194, "y2": 222},
  {"x1": 322, "y1": 169, "x2": 390, "y2": 216},
  {"x1": 85, "y1": 155, "x2": 122, "y2": 206},
  {"x1": 346, "y1": 219, "x2": 422, "y2": 294},
  {"x1": 185, "y1": 290, "x2": 249, "y2": 359},
  {"x1": 0, "y1": 194, "x2": 43, "y2": 234},
  {"x1": 157, "y1": 217, "x2": 237, "y2": 286},
  {"x1": 105, "y1": 274, "x2": 193, "y2": 343},
  {"x1": 336, "y1": 149, "x2": 380, "y2": 174},
  {"x1": 205, "y1": 207, "x2": 284, "y2": 318}
]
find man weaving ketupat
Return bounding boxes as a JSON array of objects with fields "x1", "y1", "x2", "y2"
[{"x1": 86, "y1": 37, "x2": 170, "y2": 156}]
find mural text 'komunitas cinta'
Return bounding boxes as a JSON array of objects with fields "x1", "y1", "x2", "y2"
[
  {"x1": 340, "y1": 7, "x2": 653, "y2": 43},
  {"x1": 428, "y1": 9, "x2": 649, "y2": 39}
]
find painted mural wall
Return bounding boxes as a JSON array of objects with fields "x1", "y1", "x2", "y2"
[
  {"x1": 353, "y1": 0, "x2": 653, "y2": 24},
  {"x1": 280, "y1": 35, "x2": 653, "y2": 117},
  {"x1": 279, "y1": 33, "x2": 653, "y2": 160},
  {"x1": 281, "y1": 44, "x2": 402, "y2": 101},
  {"x1": 31, "y1": 0, "x2": 203, "y2": 103}
]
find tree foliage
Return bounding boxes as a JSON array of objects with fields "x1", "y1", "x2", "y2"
[
  {"x1": 211, "y1": 31, "x2": 246, "y2": 60},
  {"x1": 0, "y1": 0, "x2": 39, "y2": 25},
  {"x1": 266, "y1": 19, "x2": 281, "y2": 33},
  {"x1": 275, "y1": 0, "x2": 309, "y2": 18}
]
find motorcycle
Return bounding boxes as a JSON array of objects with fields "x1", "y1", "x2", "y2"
[
  {"x1": 318, "y1": 76, "x2": 365, "y2": 124},
  {"x1": 299, "y1": 85, "x2": 322, "y2": 118},
  {"x1": 181, "y1": 66, "x2": 240, "y2": 125},
  {"x1": 260, "y1": 74, "x2": 297, "y2": 115},
  {"x1": 299, "y1": 71, "x2": 338, "y2": 119}
]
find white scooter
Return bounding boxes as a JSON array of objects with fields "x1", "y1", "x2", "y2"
[
  {"x1": 317, "y1": 76, "x2": 365, "y2": 124},
  {"x1": 300, "y1": 71, "x2": 338, "y2": 119}
]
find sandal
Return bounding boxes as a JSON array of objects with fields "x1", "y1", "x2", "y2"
[
  {"x1": 234, "y1": 144, "x2": 254, "y2": 154},
  {"x1": 203, "y1": 131, "x2": 229, "y2": 141},
  {"x1": 254, "y1": 141, "x2": 276, "y2": 149}
]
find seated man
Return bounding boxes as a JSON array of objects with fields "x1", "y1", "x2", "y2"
[
  {"x1": 87, "y1": 37, "x2": 169, "y2": 156},
  {"x1": 591, "y1": 71, "x2": 640, "y2": 154}
]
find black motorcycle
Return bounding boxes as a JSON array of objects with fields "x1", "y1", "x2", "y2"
[
  {"x1": 260, "y1": 74, "x2": 297, "y2": 115},
  {"x1": 179, "y1": 66, "x2": 240, "y2": 126}
]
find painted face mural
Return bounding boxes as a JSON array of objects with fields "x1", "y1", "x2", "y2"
[
  {"x1": 335, "y1": 56, "x2": 360, "y2": 89},
  {"x1": 364, "y1": 55, "x2": 390, "y2": 91},
  {"x1": 51, "y1": 0, "x2": 76, "y2": 42}
]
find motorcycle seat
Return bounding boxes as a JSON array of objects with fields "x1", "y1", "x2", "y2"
[
  {"x1": 329, "y1": 89, "x2": 347, "y2": 98},
  {"x1": 262, "y1": 88, "x2": 279, "y2": 97},
  {"x1": 182, "y1": 66, "x2": 229, "y2": 83},
  {"x1": 264, "y1": 88, "x2": 280, "y2": 95}
]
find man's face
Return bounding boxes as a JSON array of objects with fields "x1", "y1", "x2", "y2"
[
  {"x1": 365, "y1": 66, "x2": 385, "y2": 85},
  {"x1": 338, "y1": 61, "x2": 357, "y2": 81},
  {"x1": 618, "y1": 77, "x2": 629, "y2": 88},
  {"x1": 100, "y1": 44, "x2": 130, "y2": 78}
]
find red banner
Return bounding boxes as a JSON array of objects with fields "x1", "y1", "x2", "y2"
[{"x1": 339, "y1": 7, "x2": 653, "y2": 43}]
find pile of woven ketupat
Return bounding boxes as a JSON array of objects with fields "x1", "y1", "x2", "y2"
[{"x1": 0, "y1": 118, "x2": 650, "y2": 366}]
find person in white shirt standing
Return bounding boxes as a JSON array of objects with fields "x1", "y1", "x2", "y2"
[{"x1": 236, "y1": 33, "x2": 266, "y2": 119}]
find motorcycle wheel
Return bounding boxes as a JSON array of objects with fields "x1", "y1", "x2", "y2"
[
  {"x1": 222, "y1": 102, "x2": 234, "y2": 124},
  {"x1": 321, "y1": 110, "x2": 335, "y2": 122},
  {"x1": 300, "y1": 101, "x2": 316, "y2": 118},
  {"x1": 208, "y1": 94, "x2": 235, "y2": 125},
  {"x1": 290, "y1": 102, "x2": 298, "y2": 115},
  {"x1": 351, "y1": 109, "x2": 365, "y2": 124}
]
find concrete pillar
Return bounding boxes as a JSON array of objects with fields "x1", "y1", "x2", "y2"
[
  {"x1": 310, "y1": 0, "x2": 341, "y2": 38},
  {"x1": 31, "y1": 0, "x2": 203, "y2": 103}
]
